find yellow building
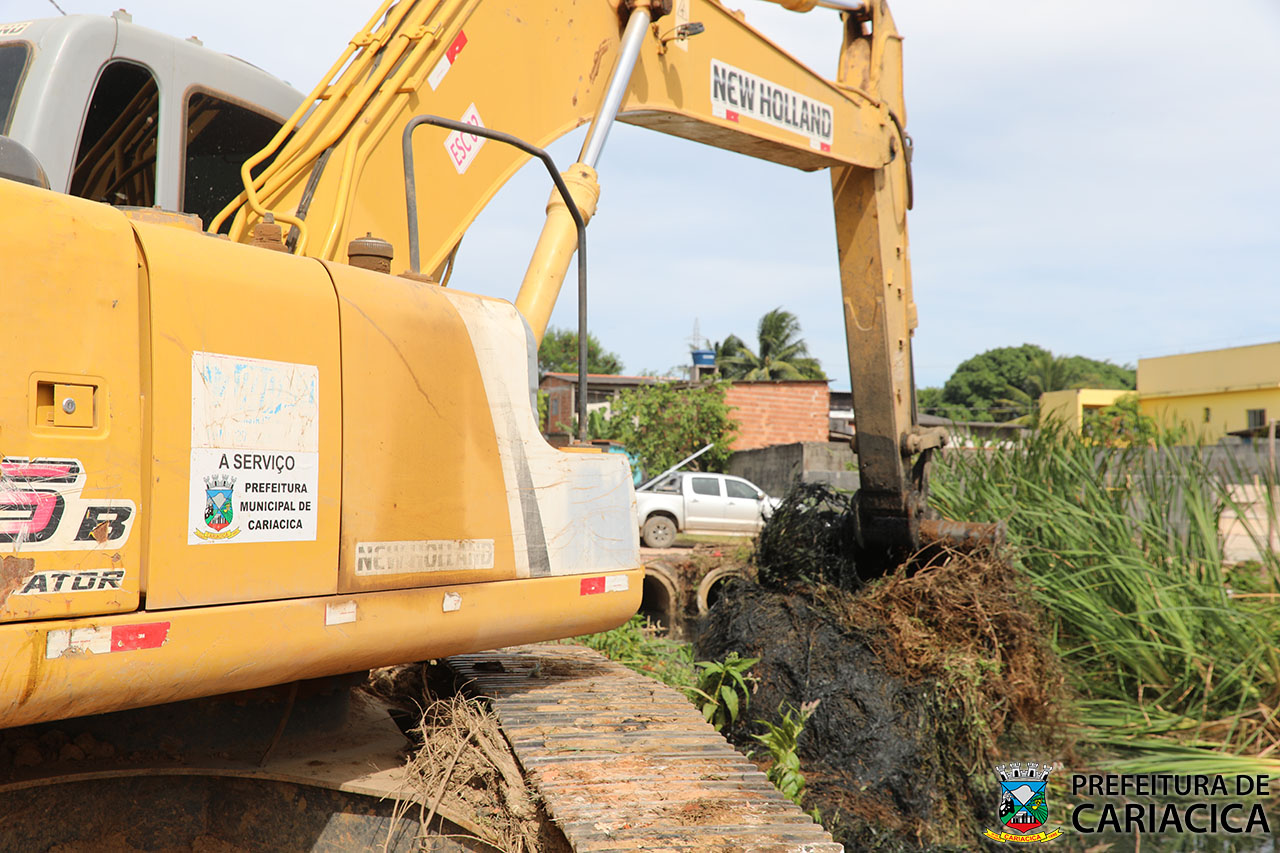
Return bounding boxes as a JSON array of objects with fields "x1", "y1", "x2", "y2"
[
  {"x1": 1138, "y1": 341, "x2": 1280, "y2": 442},
  {"x1": 1040, "y1": 388, "x2": 1128, "y2": 432}
]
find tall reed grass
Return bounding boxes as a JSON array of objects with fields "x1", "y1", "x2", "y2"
[{"x1": 929, "y1": 423, "x2": 1280, "y2": 770}]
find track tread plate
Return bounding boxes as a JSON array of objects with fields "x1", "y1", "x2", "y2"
[{"x1": 447, "y1": 644, "x2": 842, "y2": 853}]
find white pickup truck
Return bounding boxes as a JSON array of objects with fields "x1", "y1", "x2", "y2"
[{"x1": 635, "y1": 472, "x2": 781, "y2": 548}]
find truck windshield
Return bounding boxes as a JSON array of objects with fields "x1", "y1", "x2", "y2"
[{"x1": 0, "y1": 42, "x2": 31, "y2": 134}]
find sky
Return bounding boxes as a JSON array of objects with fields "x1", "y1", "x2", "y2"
[{"x1": 7, "y1": 0, "x2": 1279, "y2": 391}]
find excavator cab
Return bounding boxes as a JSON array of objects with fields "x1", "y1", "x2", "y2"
[{"x1": 0, "y1": 12, "x2": 299, "y2": 222}]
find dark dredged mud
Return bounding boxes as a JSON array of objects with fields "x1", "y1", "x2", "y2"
[{"x1": 696, "y1": 539, "x2": 1069, "y2": 851}]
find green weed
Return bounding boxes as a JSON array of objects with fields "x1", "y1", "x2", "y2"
[
  {"x1": 689, "y1": 651, "x2": 759, "y2": 731},
  {"x1": 753, "y1": 701, "x2": 819, "y2": 806},
  {"x1": 930, "y1": 421, "x2": 1280, "y2": 771},
  {"x1": 572, "y1": 614, "x2": 697, "y2": 690}
]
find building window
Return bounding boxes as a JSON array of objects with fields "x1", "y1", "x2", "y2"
[
  {"x1": 70, "y1": 61, "x2": 159, "y2": 207},
  {"x1": 1247, "y1": 409, "x2": 1267, "y2": 430},
  {"x1": 550, "y1": 399, "x2": 560, "y2": 415},
  {"x1": 1203, "y1": 407, "x2": 1211, "y2": 423}
]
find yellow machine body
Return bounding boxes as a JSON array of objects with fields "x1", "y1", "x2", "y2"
[
  {"x1": 0, "y1": 180, "x2": 640, "y2": 727},
  {"x1": 1, "y1": 0, "x2": 932, "y2": 730}
]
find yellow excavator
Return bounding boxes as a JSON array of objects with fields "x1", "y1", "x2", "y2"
[{"x1": 0, "y1": 0, "x2": 960, "y2": 847}]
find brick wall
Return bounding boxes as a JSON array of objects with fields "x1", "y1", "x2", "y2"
[
  {"x1": 543, "y1": 379, "x2": 575, "y2": 434},
  {"x1": 724, "y1": 381, "x2": 830, "y2": 451}
]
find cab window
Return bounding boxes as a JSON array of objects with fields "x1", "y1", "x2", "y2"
[
  {"x1": 0, "y1": 42, "x2": 31, "y2": 134},
  {"x1": 691, "y1": 477, "x2": 721, "y2": 497},
  {"x1": 725, "y1": 480, "x2": 759, "y2": 500},
  {"x1": 652, "y1": 476, "x2": 681, "y2": 494},
  {"x1": 183, "y1": 91, "x2": 282, "y2": 230},
  {"x1": 70, "y1": 60, "x2": 158, "y2": 206}
]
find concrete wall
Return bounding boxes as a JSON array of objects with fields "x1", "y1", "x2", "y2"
[
  {"x1": 724, "y1": 381, "x2": 830, "y2": 452},
  {"x1": 1221, "y1": 482, "x2": 1280, "y2": 564},
  {"x1": 727, "y1": 441, "x2": 859, "y2": 498}
]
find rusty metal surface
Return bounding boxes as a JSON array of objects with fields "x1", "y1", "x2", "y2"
[
  {"x1": 448, "y1": 644, "x2": 844, "y2": 853},
  {"x1": 919, "y1": 518, "x2": 1007, "y2": 549}
]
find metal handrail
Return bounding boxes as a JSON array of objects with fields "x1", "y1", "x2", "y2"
[{"x1": 401, "y1": 116, "x2": 590, "y2": 441}]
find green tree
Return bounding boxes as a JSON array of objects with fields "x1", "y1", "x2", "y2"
[
  {"x1": 716, "y1": 308, "x2": 826, "y2": 381},
  {"x1": 1060, "y1": 355, "x2": 1136, "y2": 390},
  {"x1": 915, "y1": 386, "x2": 971, "y2": 420},
  {"x1": 598, "y1": 380, "x2": 738, "y2": 475},
  {"x1": 941, "y1": 344, "x2": 1046, "y2": 421},
  {"x1": 538, "y1": 327, "x2": 623, "y2": 376},
  {"x1": 1080, "y1": 393, "x2": 1187, "y2": 446},
  {"x1": 941, "y1": 344, "x2": 1134, "y2": 422},
  {"x1": 997, "y1": 350, "x2": 1088, "y2": 423}
]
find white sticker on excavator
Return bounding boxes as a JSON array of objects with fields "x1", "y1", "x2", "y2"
[
  {"x1": 325, "y1": 600, "x2": 357, "y2": 625},
  {"x1": 709, "y1": 59, "x2": 834, "y2": 152},
  {"x1": 428, "y1": 30, "x2": 468, "y2": 90},
  {"x1": 188, "y1": 352, "x2": 320, "y2": 544},
  {"x1": 354, "y1": 540, "x2": 495, "y2": 575},
  {"x1": 444, "y1": 104, "x2": 486, "y2": 175}
]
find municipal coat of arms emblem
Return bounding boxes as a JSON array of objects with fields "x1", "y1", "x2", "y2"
[
  {"x1": 194, "y1": 474, "x2": 240, "y2": 540},
  {"x1": 985, "y1": 762, "x2": 1063, "y2": 843}
]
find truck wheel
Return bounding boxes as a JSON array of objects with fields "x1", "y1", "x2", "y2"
[{"x1": 641, "y1": 515, "x2": 677, "y2": 548}]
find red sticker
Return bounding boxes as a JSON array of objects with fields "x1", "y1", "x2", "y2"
[
  {"x1": 446, "y1": 30, "x2": 467, "y2": 63},
  {"x1": 1, "y1": 460, "x2": 77, "y2": 481},
  {"x1": 579, "y1": 577, "x2": 605, "y2": 595},
  {"x1": 725, "y1": 109, "x2": 740, "y2": 123},
  {"x1": 111, "y1": 621, "x2": 169, "y2": 651},
  {"x1": 820, "y1": 142, "x2": 831, "y2": 152}
]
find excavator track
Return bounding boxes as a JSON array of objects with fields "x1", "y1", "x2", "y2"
[{"x1": 448, "y1": 644, "x2": 843, "y2": 853}]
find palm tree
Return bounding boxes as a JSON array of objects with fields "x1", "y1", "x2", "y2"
[
  {"x1": 998, "y1": 350, "x2": 1080, "y2": 422},
  {"x1": 716, "y1": 308, "x2": 826, "y2": 380}
]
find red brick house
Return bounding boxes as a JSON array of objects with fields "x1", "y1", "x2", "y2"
[
  {"x1": 723, "y1": 380, "x2": 830, "y2": 451},
  {"x1": 541, "y1": 374, "x2": 831, "y2": 452}
]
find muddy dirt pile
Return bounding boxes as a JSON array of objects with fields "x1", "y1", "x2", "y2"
[{"x1": 696, "y1": 492, "x2": 1069, "y2": 851}]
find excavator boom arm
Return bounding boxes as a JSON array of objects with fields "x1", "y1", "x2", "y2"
[{"x1": 217, "y1": 0, "x2": 931, "y2": 551}]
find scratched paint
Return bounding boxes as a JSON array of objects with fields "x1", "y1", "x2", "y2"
[
  {"x1": 439, "y1": 293, "x2": 638, "y2": 578},
  {"x1": 0, "y1": 458, "x2": 136, "y2": 553},
  {"x1": 0, "y1": 555, "x2": 35, "y2": 609},
  {"x1": 190, "y1": 351, "x2": 319, "y2": 452},
  {"x1": 45, "y1": 621, "x2": 169, "y2": 658}
]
